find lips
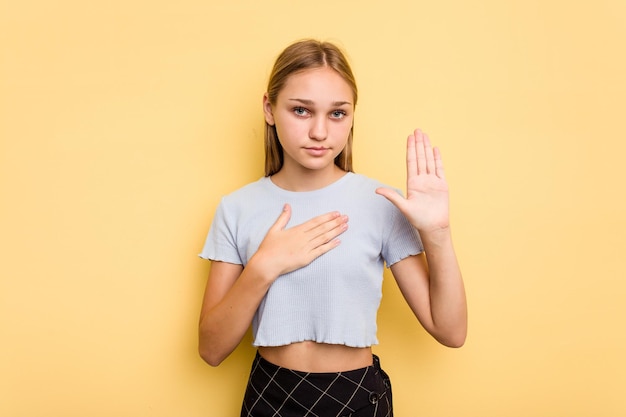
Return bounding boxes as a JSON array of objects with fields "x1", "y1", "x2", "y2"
[{"x1": 304, "y1": 147, "x2": 330, "y2": 156}]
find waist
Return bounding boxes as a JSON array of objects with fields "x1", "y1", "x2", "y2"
[{"x1": 258, "y1": 341, "x2": 373, "y2": 373}]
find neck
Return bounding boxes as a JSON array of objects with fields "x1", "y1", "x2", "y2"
[{"x1": 271, "y1": 165, "x2": 347, "y2": 192}]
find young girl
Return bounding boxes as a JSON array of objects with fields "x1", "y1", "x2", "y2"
[{"x1": 198, "y1": 39, "x2": 467, "y2": 417}]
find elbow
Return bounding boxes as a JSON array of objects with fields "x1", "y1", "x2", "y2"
[
  {"x1": 199, "y1": 345, "x2": 226, "y2": 367},
  {"x1": 441, "y1": 335, "x2": 466, "y2": 348},
  {"x1": 198, "y1": 332, "x2": 228, "y2": 367},
  {"x1": 431, "y1": 312, "x2": 468, "y2": 348},
  {"x1": 433, "y1": 326, "x2": 467, "y2": 348},
  {"x1": 198, "y1": 319, "x2": 228, "y2": 367},
  {"x1": 198, "y1": 319, "x2": 241, "y2": 366}
]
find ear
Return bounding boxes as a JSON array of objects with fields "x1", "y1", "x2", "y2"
[{"x1": 263, "y1": 93, "x2": 275, "y2": 126}]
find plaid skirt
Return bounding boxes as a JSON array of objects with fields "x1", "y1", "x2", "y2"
[{"x1": 240, "y1": 351, "x2": 393, "y2": 417}]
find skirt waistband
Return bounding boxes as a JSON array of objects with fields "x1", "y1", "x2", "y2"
[
  {"x1": 241, "y1": 350, "x2": 393, "y2": 416},
  {"x1": 254, "y1": 351, "x2": 385, "y2": 375}
]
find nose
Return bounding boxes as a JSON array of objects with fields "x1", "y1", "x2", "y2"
[{"x1": 309, "y1": 116, "x2": 328, "y2": 141}]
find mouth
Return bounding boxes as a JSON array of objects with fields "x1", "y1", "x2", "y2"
[{"x1": 304, "y1": 147, "x2": 331, "y2": 156}]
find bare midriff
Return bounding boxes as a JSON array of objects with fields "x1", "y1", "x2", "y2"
[{"x1": 258, "y1": 341, "x2": 373, "y2": 373}]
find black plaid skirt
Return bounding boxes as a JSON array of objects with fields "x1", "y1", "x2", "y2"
[{"x1": 240, "y1": 351, "x2": 393, "y2": 417}]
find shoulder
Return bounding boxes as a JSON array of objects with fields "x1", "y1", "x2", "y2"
[
  {"x1": 220, "y1": 177, "x2": 272, "y2": 205},
  {"x1": 343, "y1": 173, "x2": 402, "y2": 202},
  {"x1": 215, "y1": 177, "x2": 286, "y2": 226},
  {"x1": 347, "y1": 172, "x2": 399, "y2": 190}
]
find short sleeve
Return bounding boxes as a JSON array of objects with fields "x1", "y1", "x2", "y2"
[
  {"x1": 381, "y1": 197, "x2": 424, "y2": 267},
  {"x1": 198, "y1": 198, "x2": 243, "y2": 264}
]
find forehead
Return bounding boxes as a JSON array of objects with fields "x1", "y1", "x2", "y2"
[{"x1": 279, "y1": 67, "x2": 354, "y2": 103}]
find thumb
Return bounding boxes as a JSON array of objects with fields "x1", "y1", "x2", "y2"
[
  {"x1": 375, "y1": 187, "x2": 406, "y2": 209},
  {"x1": 270, "y1": 203, "x2": 292, "y2": 231}
]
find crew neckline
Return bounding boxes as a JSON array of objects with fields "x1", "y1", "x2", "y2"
[{"x1": 264, "y1": 172, "x2": 353, "y2": 195}]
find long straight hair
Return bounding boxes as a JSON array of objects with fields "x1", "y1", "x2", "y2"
[{"x1": 264, "y1": 39, "x2": 358, "y2": 177}]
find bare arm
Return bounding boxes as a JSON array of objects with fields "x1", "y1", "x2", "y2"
[
  {"x1": 390, "y1": 233, "x2": 466, "y2": 347},
  {"x1": 198, "y1": 204, "x2": 349, "y2": 366},
  {"x1": 377, "y1": 129, "x2": 467, "y2": 347}
]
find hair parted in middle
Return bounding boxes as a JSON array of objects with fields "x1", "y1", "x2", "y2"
[{"x1": 264, "y1": 39, "x2": 358, "y2": 177}]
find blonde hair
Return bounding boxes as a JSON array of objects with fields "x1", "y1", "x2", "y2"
[{"x1": 264, "y1": 39, "x2": 358, "y2": 176}]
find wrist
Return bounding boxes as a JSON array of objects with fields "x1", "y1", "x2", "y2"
[
  {"x1": 247, "y1": 252, "x2": 281, "y2": 284},
  {"x1": 418, "y1": 225, "x2": 453, "y2": 248}
]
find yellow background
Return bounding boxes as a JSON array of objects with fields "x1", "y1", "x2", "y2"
[{"x1": 2, "y1": 1, "x2": 625, "y2": 416}]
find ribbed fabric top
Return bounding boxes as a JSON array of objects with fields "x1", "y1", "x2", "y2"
[{"x1": 199, "y1": 173, "x2": 423, "y2": 347}]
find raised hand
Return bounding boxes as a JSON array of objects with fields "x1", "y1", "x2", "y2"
[
  {"x1": 376, "y1": 129, "x2": 450, "y2": 234},
  {"x1": 253, "y1": 204, "x2": 349, "y2": 279}
]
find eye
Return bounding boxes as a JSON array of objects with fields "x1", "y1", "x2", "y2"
[
  {"x1": 293, "y1": 107, "x2": 309, "y2": 117},
  {"x1": 330, "y1": 110, "x2": 347, "y2": 119}
]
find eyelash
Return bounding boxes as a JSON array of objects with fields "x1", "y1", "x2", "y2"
[
  {"x1": 331, "y1": 110, "x2": 347, "y2": 119},
  {"x1": 292, "y1": 107, "x2": 347, "y2": 119},
  {"x1": 293, "y1": 107, "x2": 309, "y2": 117}
]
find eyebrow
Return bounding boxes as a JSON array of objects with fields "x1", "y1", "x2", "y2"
[{"x1": 288, "y1": 98, "x2": 352, "y2": 107}]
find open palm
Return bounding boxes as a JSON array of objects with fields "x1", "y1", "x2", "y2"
[{"x1": 376, "y1": 129, "x2": 450, "y2": 233}]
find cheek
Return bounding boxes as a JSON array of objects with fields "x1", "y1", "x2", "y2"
[
  {"x1": 276, "y1": 118, "x2": 306, "y2": 137},
  {"x1": 333, "y1": 121, "x2": 353, "y2": 140},
  {"x1": 274, "y1": 121, "x2": 299, "y2": 146}
]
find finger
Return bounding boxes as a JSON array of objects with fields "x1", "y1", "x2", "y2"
[
  {"x1": 423, "y1": 132, "x2": 435, "y2": 174},
  {"x1": 301, "y1": 211, "x2": 343, "y2": 233},
  {"x1": 375, "y1": 187, "x2": 406, "y2": 210},
  {"x1": 415, "y1": 129, "x2": 427, "y2": 175},
  {"x1": 270, "y1": 203, "x2": 292, "y2": 231},
  {"x1": 434, "y1": 146, "x2": 446, "y2": 180},
  {"x1": 307, "y1": 214, "x2": 348, "y2": 241},
  {"x1": 406, "y1": 132, "x2": 417, "y2": 177},
  {"x1": 309, "y1": 217, "x2": 349, "y2": 247},
  {"x1": 307, "y1": 236, "x2": 342, "y2": 261}
]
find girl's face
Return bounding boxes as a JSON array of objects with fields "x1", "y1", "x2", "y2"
[{"x1": 264, "y1": 67, "x2": 354, "y2": 176}]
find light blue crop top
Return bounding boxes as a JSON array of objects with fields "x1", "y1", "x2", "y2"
[{"x1": 199, "y1": 173, "x2": 423, "y2": 347}]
